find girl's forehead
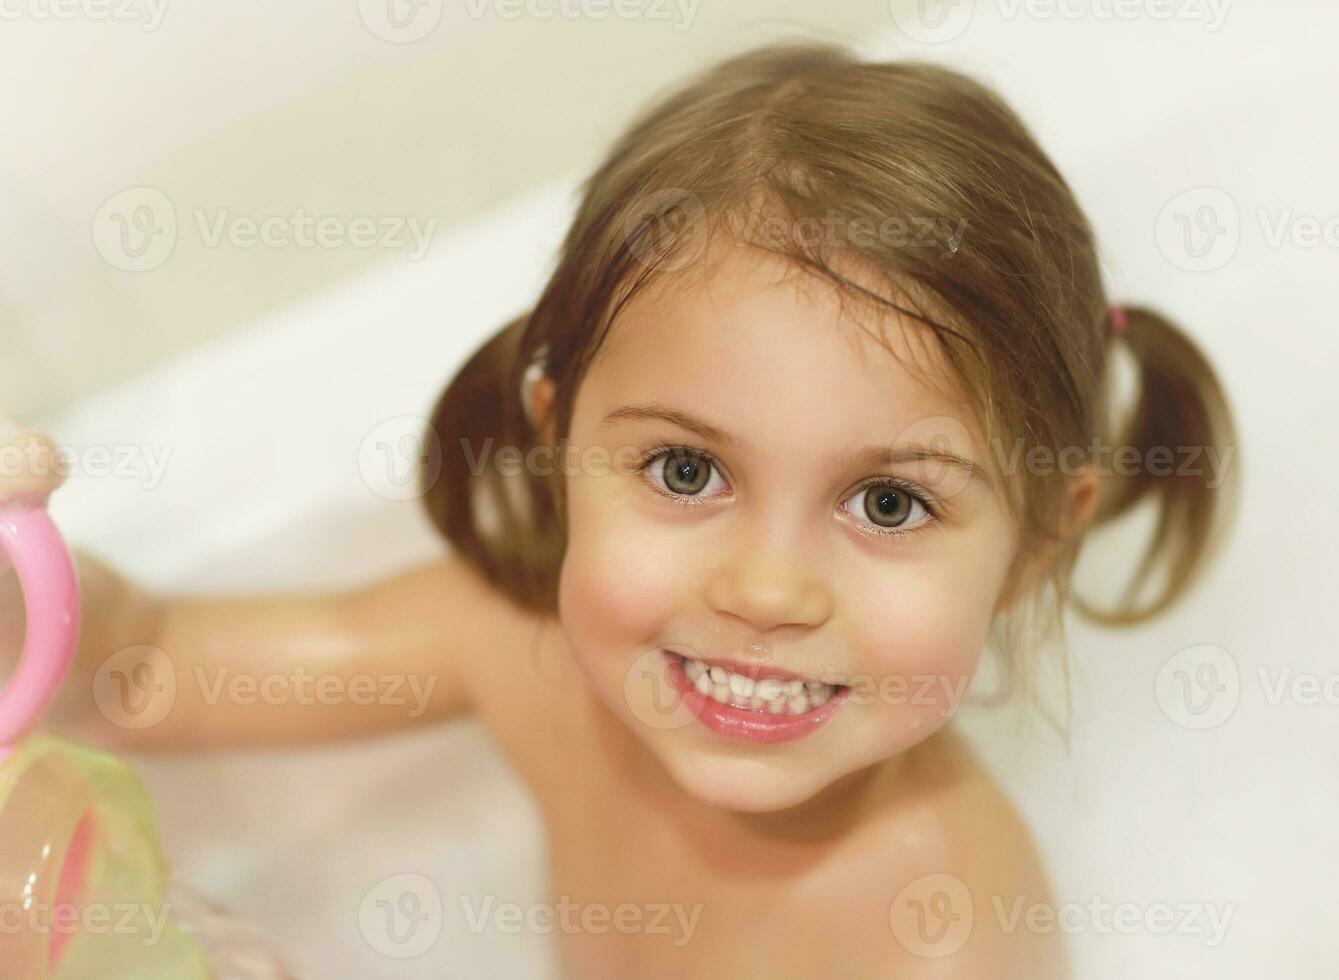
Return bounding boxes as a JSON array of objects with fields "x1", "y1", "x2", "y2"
[{"x1": 590, "y1": 242, "x2": 975, "y2": 438}]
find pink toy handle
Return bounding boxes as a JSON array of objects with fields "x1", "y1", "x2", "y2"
[{"x1": 0, "y1": 506, "x2": 81, "y2": 759}]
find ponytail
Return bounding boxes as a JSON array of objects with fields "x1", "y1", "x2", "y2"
[
  {"x1": 421, "y1": 313, "x2": 564, "y2": 614},
  {"x1": 1075, "y1": 306, "x2": 1240, "y2": 625}
]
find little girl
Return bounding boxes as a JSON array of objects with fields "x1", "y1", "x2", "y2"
[{"x1": 7, "y1": 41, "x2": 1238, "y2": 978}]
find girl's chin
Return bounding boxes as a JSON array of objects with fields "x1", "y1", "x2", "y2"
[{"x1": 654, "y1": 746, "x2": 841, "y2": 814}]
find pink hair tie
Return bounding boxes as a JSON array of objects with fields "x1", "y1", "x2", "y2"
[{"x1": 1109, "y1": 305, "x2": 1129, "y2": 336}]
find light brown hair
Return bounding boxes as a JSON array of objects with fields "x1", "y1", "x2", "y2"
[{"x1": 423, "y1": 41, "x2": 1239, "y2": 698}]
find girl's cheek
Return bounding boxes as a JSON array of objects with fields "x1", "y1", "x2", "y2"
[
  {"x1": 558, "y1": 480, "x2": 698, "y2": 661},
  {"x1": 844, "y1": 563, "x2": 998, "y2": 726}
]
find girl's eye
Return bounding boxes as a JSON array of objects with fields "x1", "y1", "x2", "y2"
[
  {"x1": 642, "y1": 447, "x2": 729, "y2": 501},
  {"x1": 840, "y1": 482, "x2": 935, "y2": 537}
]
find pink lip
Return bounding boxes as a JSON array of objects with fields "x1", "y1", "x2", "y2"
[{"x1": 663, "y1": 651, "x2": 849, "y2": 745}]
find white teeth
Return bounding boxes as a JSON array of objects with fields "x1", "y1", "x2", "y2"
[{"x1": 674, "y1": 653, "x2": 837, "y2": 715}]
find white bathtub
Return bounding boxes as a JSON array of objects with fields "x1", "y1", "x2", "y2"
[{"x1": 44, "y1": 10, "x2": 1339, "y2": 977}]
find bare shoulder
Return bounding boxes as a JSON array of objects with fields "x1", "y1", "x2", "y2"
[
  {"x1": 341, "y1": 554, "x2": 553, "y2": 717},
  {"x1": 354, "y1": 556, "x2": 605, "y2": 802},
  {"x1": 872, "y1": 730, "x2": 1071, "y2": 979}
]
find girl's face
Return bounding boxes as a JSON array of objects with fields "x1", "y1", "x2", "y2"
[{"x1": 555, "y1": 241, "x2": 1022, "y2": 813}]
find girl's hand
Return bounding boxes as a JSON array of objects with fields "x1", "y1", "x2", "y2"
[{"x1": 0, "y1": 416, "x2": 65, "y2": 508}]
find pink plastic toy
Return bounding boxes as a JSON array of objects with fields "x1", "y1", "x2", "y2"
[
  {"x1": 0, "y1": 502, "x2": 211, "y2": 978},
  {"x1": 0, "y1": 507, "x2": 81, "y2": 757}
]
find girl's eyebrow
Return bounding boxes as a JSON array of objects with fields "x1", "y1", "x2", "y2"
[
  {"x1": 598, "y1": 403, "x2": 991, "y2": 489},
  {"x1": 599, "y1": 403, "x2": 738, "y2": 446},
  {"x1": 844, "y1": 445, "x2": 993, "y2": 491}
]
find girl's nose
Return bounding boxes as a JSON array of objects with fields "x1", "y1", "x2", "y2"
[{"x1": 703, "y1": 547, "x2": 833, "y2": 633}]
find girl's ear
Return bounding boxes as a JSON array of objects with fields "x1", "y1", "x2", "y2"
[
  {"x1": 994, "y1": 465, "x2": 1102, "y2": 615},
  {"x1": 1060, "y1": 464, "x2": 1101, "y2": 539},
  {"x1": 526, "y1": 374, "x2": 558, "y2": 445}
]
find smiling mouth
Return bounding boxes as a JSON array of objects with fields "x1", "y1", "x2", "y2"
[
  {"x1": 667, "y1": 650, "x2": 843, "y2": 714},
  {"x1": 661, "y1": 649, "x2": 850, "y2": 743}
]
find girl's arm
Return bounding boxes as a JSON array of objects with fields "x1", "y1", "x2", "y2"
[
  {"x1": 46, "y1": 551, "x2": 535, "y2": 752},
  {"x1": 1, "y1": 425, "x2": 531, "y2": 753}
]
